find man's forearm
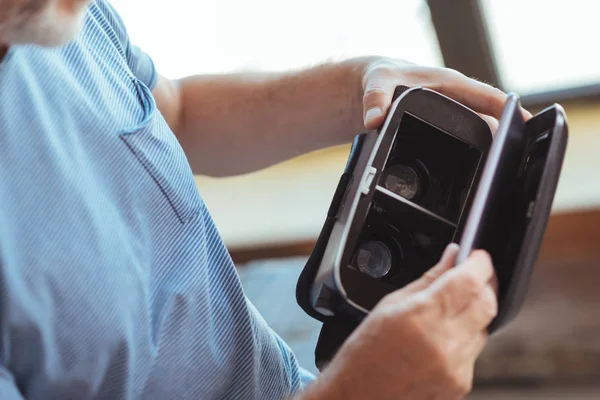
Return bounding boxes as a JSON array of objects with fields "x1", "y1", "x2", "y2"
[{"x1": 172, "y1": 58, "x2": 371, "y2": 177}]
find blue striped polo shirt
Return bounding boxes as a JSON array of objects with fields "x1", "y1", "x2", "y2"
[{"x1": 0, "y1": 1, "x2": 312, "y2": 398}]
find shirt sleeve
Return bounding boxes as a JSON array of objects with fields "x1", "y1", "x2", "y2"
[{"x1": 96, "y1": 0, "x2": 159, "y2": 91}]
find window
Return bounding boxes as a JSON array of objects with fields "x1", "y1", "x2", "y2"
[
  {"x1": 110, "y1": 1, "x2": 600, "y2": 106},
  {"x1": 110, "y1": 0, "x2": 443, "y2": 78},
  {"x1": 481, "y1": 0, "x2": 600, "y2": 95}
]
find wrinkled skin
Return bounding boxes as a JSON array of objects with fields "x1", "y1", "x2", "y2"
[{"x1": 298, "y1": 246, "x2": 499, "y2": 400}]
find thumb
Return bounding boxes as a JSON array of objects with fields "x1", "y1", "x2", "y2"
[{"x1": 363, "y1": 77, "x2": 397, "y2": 130}]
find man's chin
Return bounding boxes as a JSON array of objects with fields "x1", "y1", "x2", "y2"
[
  {"x1": 3, "y1": 25, "x2": 83, "y2": 48},
  {"x1": 0, "y1": 2, "x2": 87, "y2": 48}
]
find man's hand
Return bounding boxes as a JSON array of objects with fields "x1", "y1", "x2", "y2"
[
  {"x1": 298, "y1": 245, "x2": 498, "y2": 400},
  {"x1": 360, "y1": 58, "x2": 533, "y2": 132},
  {"x1": 155, "y1": 56, "x2": 531, "y2": 177}
]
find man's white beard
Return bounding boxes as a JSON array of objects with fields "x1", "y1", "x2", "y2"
[{"x1": 0, "y1": 1, "x2": 88, "y2": 47}]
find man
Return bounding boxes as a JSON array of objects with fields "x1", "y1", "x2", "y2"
[{"x1": 0, "y1": 0, "x2": 526, "y2": 399}]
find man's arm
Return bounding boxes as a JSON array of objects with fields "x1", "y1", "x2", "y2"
[
  {"x1": 153, "y1": 57, "x2": 524, "y2": 177},
  {"x1": 153, "y1": 60, "x2": 366, "y2": 177},
  {"x1": 291, "y1": 247, "x2": 499, "y2": 400}
]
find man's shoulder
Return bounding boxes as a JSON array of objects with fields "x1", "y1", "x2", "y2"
[
  {"x1": 0, "y1": 1, "x2": 155, "y2": 147},
  {"x1": 87, "y1": 0, "x2": 158, "y2": 90},
  {"x1": 89, "y1": 0, "x2": 130, "y2": 59}
]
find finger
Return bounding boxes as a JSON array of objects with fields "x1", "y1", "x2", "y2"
[
  {"x1": 469, "y1": 330, "x2": 489, "y2": 357},
  {"x1": 489, "y1": 273, "x2": 499, "y2": 297},
  {"x1": 521, "y1": 107, "x2": 534, "y2": 121},
  {"x1": 413, "y1": 243, "x2": 460, "y2": 289},
  {"x1": 387, "y1": 243, "x2": 459, "y2": 302},
  {"x1": 427, "y1": 250, "x2": 495, "y2": 318},
  {"x1": 451, "y1": 364, "x2": 475, "y2": 399},
  {"x1": 380, "y1": 243, "x2": 458, "y2": 308},
  {"x1": 443, "y1": 332, "x2": 487, "y2": 398},
  {"x1": 453, "y1": 330, "x2": 488, "y2": 367},
  {"x1": 478, "y1": 113, "x2": 499, "y2": 135},
  {"x1": 424, "y1": 68, "x2": 508, "y2": 119},
  {"x1": 362, "y1": 76, "x2": 400, "y2": 129},
  {"x1": 453, "y1": 250, "x2": 495, "y2": 285},
  {"x1": 456, "y1": 282, "x2": 498, "y2": 330},
  {"x1": 453, "y1": 332, "x2": 487, "y2": 391},
  {"x1": 434, "y1": 70, "x2": 533, "y2": 122}
]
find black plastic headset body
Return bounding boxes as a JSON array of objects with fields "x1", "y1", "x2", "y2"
[{"x1": 296, "y1": 86, "x2": 568, "y2": 370}]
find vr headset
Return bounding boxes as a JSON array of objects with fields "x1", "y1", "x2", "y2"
[{"x1": 296, "y1": 86, "x2": 568, "y2": 371}]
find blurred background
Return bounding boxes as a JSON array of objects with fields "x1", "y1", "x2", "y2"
[{"x1": 112, "y1": 0, "x2": 600, "y2": 397}]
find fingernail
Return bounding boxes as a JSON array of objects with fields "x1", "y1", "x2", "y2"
[
  {"x1": 444, "y1": 243, "x2": 459, "y2": 256},
  {"x1": 441, "y1": 243, "x2": 459, "y2": 263},
  {"x1": 364, "y1": 107, "x2": 383, "y2": 124}
]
